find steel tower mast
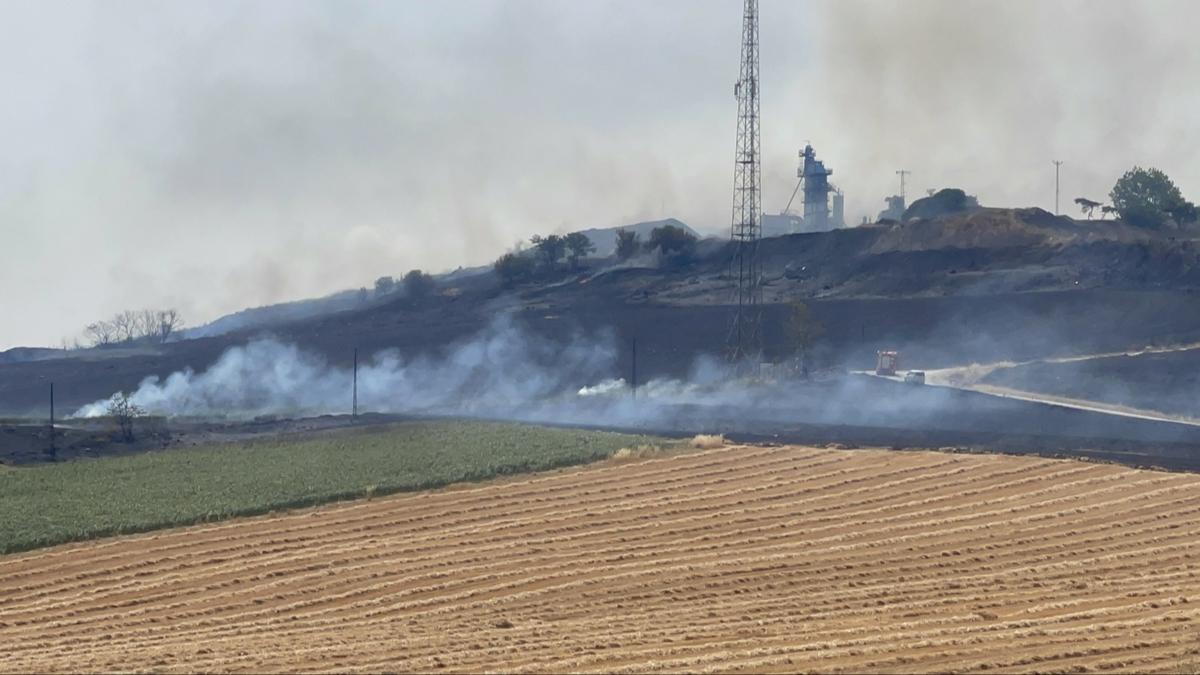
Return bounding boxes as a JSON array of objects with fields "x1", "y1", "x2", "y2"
[{"x1": 727, "y1": 0, "x2": 762, "y2": 364}]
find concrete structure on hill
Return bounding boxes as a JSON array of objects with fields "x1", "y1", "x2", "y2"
[
  {"x1": 762, "y1": 144, "x2": 846, "y2": 237},
  {"x1": 800, "y1": 144, "x2": 838, "y2": 231},
  {"x1": 878, "y1": 194, "x2": 906, "y2": 222}
]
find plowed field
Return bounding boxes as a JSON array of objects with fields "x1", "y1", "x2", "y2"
[{"x1": 3, "y1": 444, "x2": 1200, "y2": 673}]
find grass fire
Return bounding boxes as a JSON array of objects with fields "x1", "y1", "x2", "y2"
[{"x1": 2, "y1": 1, "x2": 1200, "y2": 673}]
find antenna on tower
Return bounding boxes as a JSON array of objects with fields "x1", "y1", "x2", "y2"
[
  {"x1": 727, "y1": 0, "x2": 762, "y2": 365},
  {"x1": 896, "y1": 169, "x2": 911, "y2": 202}
]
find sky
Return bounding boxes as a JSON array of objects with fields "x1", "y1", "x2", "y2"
[{"x1": 2, "y1": 0, "x2": 1199, "y2": 349}]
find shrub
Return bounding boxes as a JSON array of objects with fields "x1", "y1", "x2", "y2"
[
  {"x1": 494, "y1": 252, "x2": 536, "y2": 286},
  {"x1": 1110, "y1": 166, "x2": 1197, "y2": 229},
  {"x1": 105, "y1": 393, "x2": 144, "y2": 442},
  {"x1": 647, "y1": 225, "x2": 697, "y2": 268},
  {"x1": 374, "y1": 276, "x2": 396, "y2": 296},
  {"x1": 616, "y1": 228, "x2": 640, "y2": 260},
  {"x1": 530, "y1": 234, "x2": 567, "y2": 269},
  {"x1": 690, "y1": 434, "x2": 725, "y2": 449},
  {"x1": 402, "y1": 270, "x2": 435, "y2": 298},
  {"x1": 564, "y1": 232, "x2": 596, "y2": 267}
]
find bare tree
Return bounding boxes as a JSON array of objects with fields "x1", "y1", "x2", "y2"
[
  {"x1": 135, "y1": 309, "x2": 157, "y2": 340},
  {"x1": 155, "y1": 309, "x2": 183, "y2": 342},
  {"x1": 106, "y1": 393, "x2": 144, "y2": 442},
  {"x1": 1074, "y1": 197, "x2": 1102, "y2": 220},
  {"x1": 84, "y1": 308, "x2": 184, "y2": 346},
  {"x1": 111, "y1": 310, "x2": 138, "y2": 342},
  {"x1": 85, "y1": 320, "x2": 116, "y2": 346}
]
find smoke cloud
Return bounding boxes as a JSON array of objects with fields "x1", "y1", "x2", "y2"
[
  {"x1": 72, "y1": 312, "x2": 1200, "y2": 452},
  {"x1": 805, "y1": 0, "x2": 1200, "y2": 221},
  {"x1": 72, "y1": 313, "x2": 766, "y2": 425},
  {"x1": 5, "y1": 1, "x2": 1200, "y2": 350},
  {"x1": 73, "y1": 313, "x2": 974, "y2": 439},
  {"x1": 75, "y1": 316, "x2": 618, "y2": 419}
]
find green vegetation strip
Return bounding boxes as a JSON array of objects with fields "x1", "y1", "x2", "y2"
[{"x1": 0, "y1": 420, "x2": 660, "y2": 555}]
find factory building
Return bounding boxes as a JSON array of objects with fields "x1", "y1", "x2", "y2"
[{"x1": 761, "y1": 144, "x2": 845, "y2": 237}]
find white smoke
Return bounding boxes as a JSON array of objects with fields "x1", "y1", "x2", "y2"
[
  {"x1": 71, "y1": 313, "x2": 974, "y2": 438},
  {"x1": 74, "y1": 315, "x2": 618, "y2": 419},
  {"x1": 577, "y1": 378, "x2": 626, "y2": 397}
]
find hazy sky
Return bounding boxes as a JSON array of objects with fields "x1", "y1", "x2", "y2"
[{"x1": 2, "y1": 0, "x2": 1199, "y2": 349}]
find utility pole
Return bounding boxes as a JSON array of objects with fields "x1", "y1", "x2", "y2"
[
  {"x1": 630, "y1": 337, "x2": 638, "y2": 400},
  {"x1": 352, "y1": 348, "x2": 358, "y2": 419},
  {"x1": 727, "y1": 0, "x2": 762, "y2": 366},
  {"x1": 48, "y1": 382, "x2": 56, "y2": 461},
  {"x1": 896, "y1": 169, "x2": 911, "y2": 202},
  {"x1": 1052, "y1": 160, "x2": 1064, "y2": 215}
]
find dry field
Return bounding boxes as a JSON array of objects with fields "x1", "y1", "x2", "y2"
[{"x1": 3, "y1": 444, "x2": 1200, "y2": 673}]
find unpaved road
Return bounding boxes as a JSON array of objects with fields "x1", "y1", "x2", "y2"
[
  {"x1": 952, "y1": 381, "x2": 1200, "y2": 428},
  {"x1": 3, "y1": 444, "x2": 1200, "y2": 673},
  {"x1": 906, "y1": 343, "x2": 1200, "y2": 428}
]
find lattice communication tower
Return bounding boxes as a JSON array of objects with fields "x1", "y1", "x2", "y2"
[{"x1": 727, "y1": 0, "x2": 762, "y2": 364}]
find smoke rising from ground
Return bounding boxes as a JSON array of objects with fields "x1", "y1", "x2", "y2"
[
  {"x1": 72, "y1": 311, "x2": 1200, "y2": 450},
  {"x1": 68, "y1": 315, "x2": 808, "y2": 425},
  {"x1": 75, "y1": 317, "x2": 617, "y2": 419},
  {"x1": 73, "y1": 313, "x2": 985, "y2": 443}
]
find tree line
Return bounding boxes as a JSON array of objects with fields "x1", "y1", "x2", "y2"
[
  {"x1": 371, "y1": 269, "x2": 436, "y2": 300},
  {"x1": 85, "y1": 309, "x2": 183, "y2": 347},
  {"x1": 1075, "y1": 166, "x2": 1197, "y2": 228},
  {"x1": 494, "y1": 224, "x2": 698, "y2": 286}
]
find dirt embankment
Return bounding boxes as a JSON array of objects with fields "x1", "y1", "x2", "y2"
[{"x1": 3, "y1": 444, "x2": 1199, "y2": 673}]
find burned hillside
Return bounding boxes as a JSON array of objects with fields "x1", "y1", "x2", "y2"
[{"x1": 3, "y1": 206, "x2": 1200, "y2": 419}]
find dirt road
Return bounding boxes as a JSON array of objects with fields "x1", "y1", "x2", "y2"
[
  {"x1": 2, "y1": 444, "x2": 1200, "y2": 673},
  {"x1": 920, "y1": 345, "x2": 1200, "y2": 428}
]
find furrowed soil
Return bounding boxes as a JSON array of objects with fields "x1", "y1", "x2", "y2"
[{"x1": 3, "y1": 444, "x2": 1200, "y2": 673}]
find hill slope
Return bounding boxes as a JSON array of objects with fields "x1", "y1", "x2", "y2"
[{"x1": 4, "y1": 207, "x2": 1200, "y2": 417}]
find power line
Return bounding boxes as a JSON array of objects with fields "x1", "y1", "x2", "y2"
[{"x1": 48, "y1": 382, "x2": 56, "y2": 462}]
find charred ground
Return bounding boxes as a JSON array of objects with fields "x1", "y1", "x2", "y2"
[{"x1": 2, "y1": 206, "x2": 1199, "y2": 429}]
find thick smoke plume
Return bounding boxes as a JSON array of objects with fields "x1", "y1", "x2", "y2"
[
  {"x1": 72, "y1": 313, "x2": 1200, "y2": 449},
  {"x1": 75, "y1": 317, "x2": 617, "y2": 419},
  {"x1": 73, "y1": 314, "x2": 973, "y2": 439},
  {"x1": 71, "y1": 313, "x2": 779, "y2": 428}
]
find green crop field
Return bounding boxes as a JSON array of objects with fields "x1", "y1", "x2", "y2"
[{"x1": 0, "y1": 420, "x2": 661, "y2": 555}]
